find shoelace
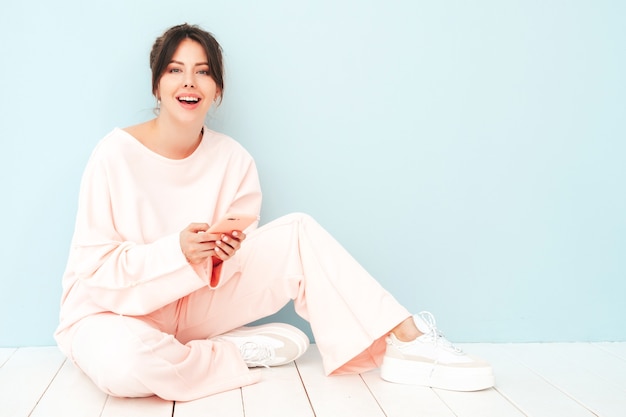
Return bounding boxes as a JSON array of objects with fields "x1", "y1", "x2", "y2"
[
  {"x1": 417, "y1": 311, "x2": 464, "y2": 354},
  {"x1": 239, "y1": 341, "x2": 275, "y2": 368}
]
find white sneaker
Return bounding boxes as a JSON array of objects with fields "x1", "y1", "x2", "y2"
[
  {"x1": 213, "y1": 323, "x2": 309, "y2": 367},
  {"x1": 380, "y1": 311, "x2": 494, "y2": 391}
]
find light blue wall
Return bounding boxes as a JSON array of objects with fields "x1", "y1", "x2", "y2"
[{"x1": 1, "y1": 0, "x2": 624, "y2": 346}]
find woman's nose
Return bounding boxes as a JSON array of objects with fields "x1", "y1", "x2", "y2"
[{"x1": 183, "y1": 74, "x2": 195, "y2": 88}]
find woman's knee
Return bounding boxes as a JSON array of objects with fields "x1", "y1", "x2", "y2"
[{"x1": 274, "y1": 212, "x2": 318, "y2": 228}]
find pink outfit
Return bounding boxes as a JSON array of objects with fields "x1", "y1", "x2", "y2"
[{"x1": 55, "y1": 128, "x2": 410, "y2": 401}]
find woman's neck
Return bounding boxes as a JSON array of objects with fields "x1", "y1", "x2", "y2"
[{"x1": 150, "y1": 116, "x2": 204, "y2": 159}]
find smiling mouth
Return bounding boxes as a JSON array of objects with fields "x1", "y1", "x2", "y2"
[{"x1": 178, "y1": 96, "x2": 200, "y2": 104}]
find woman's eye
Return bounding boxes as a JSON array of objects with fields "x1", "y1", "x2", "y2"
[
  {"x1": 198, "y1": 70, "x2": 209, "y2": 75},
  {"x1": 169, "y1": 68, "x2": 182, "y2": 73}
]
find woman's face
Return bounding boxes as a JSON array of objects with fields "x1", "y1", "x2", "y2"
[{"x1": 156, "y1": 38, "x2": 219, "y2": 124}]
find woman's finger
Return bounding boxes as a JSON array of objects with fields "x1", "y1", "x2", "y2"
[
  {"x1": 213, "y1": 245, "x2": 230, "y2": 260},
  {"x1": 220, "y1": 235, "x2": 240, "y2": 251},
  {"x1": 215, "y1": 240, "x2": 234, "y2": 257},
  {"x1": 196, "y1": 232, "x2": 220, "y2": 244}
]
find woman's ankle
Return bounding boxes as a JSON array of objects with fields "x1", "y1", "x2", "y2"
[{"x1": 391, "y1": 316, "x2": 423, "y2": 342}]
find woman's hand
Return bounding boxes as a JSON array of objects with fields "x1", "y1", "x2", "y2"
[
  {"x1": 213, "y1": 230, "x2": 246, "y2": 262},
  {"x1": 180, "y1": 223, "x2": 246, "y2": 265}
]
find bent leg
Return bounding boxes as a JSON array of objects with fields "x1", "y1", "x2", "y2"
[
  {"x1": 64, "y1": 313, "x2": 258, "y2": 401},
  {"x1": 177, "y1": 213, "x2": 411, "y2": 375}
]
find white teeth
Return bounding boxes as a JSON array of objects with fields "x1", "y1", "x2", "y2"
[{"x1": 178, "y1": 96, "x2": 199, "y2": 102}]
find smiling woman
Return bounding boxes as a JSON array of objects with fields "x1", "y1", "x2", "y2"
[{"x1": 53, "y1": 23, "x2": 494, "y2": 402}]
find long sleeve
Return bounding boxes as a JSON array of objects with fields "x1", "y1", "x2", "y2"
[{"x1": 58, "y1": 128, "x2": 262, "y2": 324}]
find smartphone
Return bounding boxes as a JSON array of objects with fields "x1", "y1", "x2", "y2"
[{"x1": 207, "y1": 213, "x2": 258, "y2": 234}]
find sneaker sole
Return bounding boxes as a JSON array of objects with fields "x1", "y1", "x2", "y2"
[
  {"x1": 380, "y1": 356, "x2": 495, "y2": 391},
  {"x1": 224, "y1": 323, "x2": 310, "y2": 366}
]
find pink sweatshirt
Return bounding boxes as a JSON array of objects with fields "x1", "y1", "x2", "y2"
[{"x1": 55, "y1": 127, "x2": 262, "y2": 336}]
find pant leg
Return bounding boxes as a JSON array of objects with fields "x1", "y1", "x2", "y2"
[
  {"x1": 176, "y1": 213, "x2": 411, "y2": 375},
  {"x1": 61, "y1": 313, "x2": 259, "y2": 401}
]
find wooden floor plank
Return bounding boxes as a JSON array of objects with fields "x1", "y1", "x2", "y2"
[
  {"x1": 0, "y1": 347, "x2": 65, "y2": 417},
  {"x1": 504, "y1": 343, "x2": 626, "y2": 417},
  {"x1": 561, "y1": 343, "x2": 626, "y2": 391},
  {"x1": 593, "y1": 342, "x2": 626, "y2": 362},
  {"x1": 433, "y1": 386, "x2": 527, "y2": 417},
  {"x1": 30, "y1": 359, "x2": 108, "y2": 417},
  {"x1": 0, "y1": 348, "x2": 17, "y2": 367},
  {"x1": 174, "y1": 388, "x2": 243, "y2": 417},
  {"x1": 295, "y1": 345, "x2": 385, "y2": 417},
  {"x1": 464, "y1": 343, "x2": 596, "y2": 417},
  {"x1": 361, "y1": 369, "x2": 457, "y2": 417},
  {"x1": 242, "y1": 363, "x2": 314, "y2": 417},
  {"x1": 100, "y1": 395, "x2": 173, "y2": 417}
]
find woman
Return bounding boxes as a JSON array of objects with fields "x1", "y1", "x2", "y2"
[{"x1": 55, "y1": 23, "x2": 494, "y2": 401}]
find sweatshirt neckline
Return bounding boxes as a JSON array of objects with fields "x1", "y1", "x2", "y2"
[{"x1": 114, "y1": 127, "x2": 208, "y2": 165}]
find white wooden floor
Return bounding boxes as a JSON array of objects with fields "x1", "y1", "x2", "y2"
[{"x1": 1, "y1": 343, "x2": 625, "y2": 417}]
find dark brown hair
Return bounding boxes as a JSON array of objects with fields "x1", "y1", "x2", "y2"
[{"x1": 150, "y1": 23, "x2": 224, "y2": 102}]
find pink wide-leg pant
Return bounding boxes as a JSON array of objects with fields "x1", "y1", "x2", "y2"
[{"x1": 60, "y1": 213, "x2": 411, "y2": 401}]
